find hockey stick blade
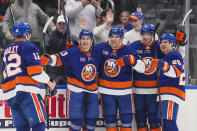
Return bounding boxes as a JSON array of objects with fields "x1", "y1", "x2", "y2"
[
  {"x1": 181, "y1": 9, "x2": 192, "y2": 26},
  {"x1": 43, "y1": 16, "x2": 54, "y2": 33}
]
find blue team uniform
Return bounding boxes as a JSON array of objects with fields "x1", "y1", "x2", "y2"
[
  {"x1": 128, "y1": 40, "x2": 163, "y2": 129},
  {"x1": 158, "y1": 51, "x2": 185, "y2": 120},
  {"x1": 1, "y1": 41, "x2": 46, "y2": 128},
  {"x1": 96, "y1": 42, "x2": 138, "y2": 129},
  {"x1": 50, "y1": 45, "x2": 101, "y2": 130}
]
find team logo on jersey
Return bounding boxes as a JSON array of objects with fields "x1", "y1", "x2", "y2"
[
  {"x1": 81, "y1": 64, "x2": 96, "y2": 81},
  {"x1": 104, "y1": 59, "x2": 120, "y2": 77},
  {"x1": 143, "y1": 57, "x2": 156, "y2": 75}
]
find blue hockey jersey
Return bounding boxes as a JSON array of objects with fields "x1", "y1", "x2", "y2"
[
  {"x1": 50, "y1": 46, "x2": 101, "y2": 93},
  {"x1": 159, "y1": 51, "x2": 185, "y2": 104},
  {"x1": 128, "y1": 40, "x2": 163, "y2": 94},
  {"x1": 1, "y1": 41, "x2": 44, "y2": 99},
  {"x1": 96, "y1": 42, "x2": 140, "y2": 95}
]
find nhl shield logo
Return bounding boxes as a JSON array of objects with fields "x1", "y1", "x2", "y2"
[
  {"x1": 104, "y1": 59, "x2": 120, "y2": 77},
  {"x1": 81, "y1": 64, "x2": 96, "y2": 81}
]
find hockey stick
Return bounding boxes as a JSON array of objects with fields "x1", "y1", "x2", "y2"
[
  {"x1": 175, "y1": 9, "x2": 192, "y2": 50},
  {"x1": 153, "y1": 22, "x2": 165, "y2": 131},
  {"x1": 42, "y1": 16, "x2": 54, "y2": 129}
]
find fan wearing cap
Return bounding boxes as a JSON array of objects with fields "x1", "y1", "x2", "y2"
[
  {"x1": 123, "y1": 10, "x2": 159, "y2": 45},
  {"x1": 46, "y1": 15, "x2": 76, "y2": 85}
]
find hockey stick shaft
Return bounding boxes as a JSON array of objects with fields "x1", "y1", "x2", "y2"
[
  {"x1": 153, "y1": 22, "x2": 164, "y2": 130},
  {"x1": 42, "y1": 16, "x2": 54, "y2": 129},
  {"x1": 176, "y1": 9, "x2": 192, "y2": 50}
]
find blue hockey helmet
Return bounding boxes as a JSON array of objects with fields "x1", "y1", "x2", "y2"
[
  {"x1": 79, "y1": 29, "x2": 93, "y2": 39},
  {"x1": 13, "y1": 21, "x2": 31, "y2": 37},
  {"x1": 109, "y1": 26, "x2": 124, "y2": 38},
  {"x1": 141, "y1": 23, "x2": 155, "y2": 35},
  {"x1": 160, "y1": 33, "x2": 176, "y2": 47}
]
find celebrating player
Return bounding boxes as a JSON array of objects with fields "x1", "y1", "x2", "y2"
[
  {"x1": 40, "y1": 29, "x2": 101, "y2": 131},
  {"x1": 128, "y1": 23, "x2": 163, "y2": 131},
  {"x1": 1, "y1": 21, "x2": 56, "y2": 131},
  {"x1": 96, "y1": 26, "x2": 145, "y2": 131},
  {"x1": 153, "y1": 33, "x2": 186, "y2": 131}
]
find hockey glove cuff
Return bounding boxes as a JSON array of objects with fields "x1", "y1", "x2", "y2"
[
  {"x1": 116, "y1": 55, "x2": 136, "y2": 67},
  {"x1": 152, "y1": 59, "x2": 170, "y2": 72},
  {"x1": 176, "y1": 31, "x2": 188, "y2": 46},
  {"x1": 40, "y1": 54, "x2": 52, "y2": 66}
]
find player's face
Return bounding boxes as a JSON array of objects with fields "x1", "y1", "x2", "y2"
[
  {"x1": 160, "y1": 40, "x2": 173, "y2": 54},
  {"x1": 109, "y1": 34, "x2": 122, "y2": 49},
  {"x1": 79, "y1": 36, "x2": 92, "y2": 52},
  {"x1": 142, "y1": 33, "x2": 153, "y2": 45}
]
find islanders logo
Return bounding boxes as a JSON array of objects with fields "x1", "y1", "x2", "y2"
[
  {"x1": 143, "y1": 57, "x2": 157, "y2": 75},
  {"x1": 104, "y1": 59, "x2": 120, "y2": 77},
  {"x1": 81, "y1": 64, "x2": 97, "y2": 81}
]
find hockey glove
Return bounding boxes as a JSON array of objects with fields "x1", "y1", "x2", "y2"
[
  {"x1": 45, "y1": 79, "x2": 57, "y2": 98},
  {"x1": 40, "y1": 54, "x2": 52, "y2": 66},
  {"x1": 176, "y1": 31, "x2": 188, "y2": 46},
  {"x1": 152, "y1": 59, "x2": 170, "y2": 72},
  {"x1": 116, "y1": 55, "x2": 136, "y2": 67}
]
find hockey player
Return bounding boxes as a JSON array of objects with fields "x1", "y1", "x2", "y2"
[
  {"x1": 153, "y1": 33, "x2": 186, "y2": 131},
  {"x1": 40, "y1": 29, "x2": 101, "y2": 131},
  {"x1": 128, "y1": 23, "x2": 163, "y2": 131},
  {"x1": 1, "y1": 21, "x2": 56, "y2": 131},
  {"x1": 96, "y1": 26, "x2": 146, "y2": 131}
]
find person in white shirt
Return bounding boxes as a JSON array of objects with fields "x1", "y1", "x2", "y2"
[
  {"x1": 93, "y1": 8, "x2": 114, "y2": 44},
  {"x1": 65, "y1": 0, "x2": 103, "y2": 40},
  {"x1": 123, "y1": 11, "x2": 159, "y2": 45}
]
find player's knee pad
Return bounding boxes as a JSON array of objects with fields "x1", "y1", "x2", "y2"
[
  {"x1": 163, "y1": 120, "x2": 178, "y2": 131},
  {"x1": 104, "y1": 115, "x2": 117, "y2": 128},
  {"x1": 135, "y1": 111, "x2": 147, "y2": 128},
  {"x1": 148, "y1": 113, "x2": 161, "y2": 129},
  {"x1": 120, "y1": 114, "x2": 132, "y2": 128},
  {"x1": 31, "y1": 122, "x2": 45, "y2": 131},
  {"x1": 16, "y1": 125, "x2": 30, "y2": 131},
  {"x1": 85, "y1": 118, "x2": 96, "y2": 131},
  {"x1": 70, "y1": 119, "x2": 83, "y2": 131}
]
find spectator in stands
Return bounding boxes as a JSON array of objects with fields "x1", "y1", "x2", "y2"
[
  {"x1": 0, "y1": 0, "x2": 14, "y2": 48},
  {"x1": 65, "y1": 0, "x2": 103, "y2": 40},
  {"x1": 118, "y1": 10, "x2": 133, "y2": 33},
  {"x1": 93, "y1": 8, "x2": 114, "y2": 44},
  {"x1": 123, "y1": 8, "x2": 158, "y2": 45},
  {"x1": 47, "y1": 15, "x2": 75, "y2": 85},
  {"x1": 2, "y1": 0, "x2": 56, "y2": 49},
  {"x1": 122, "y1": 11, "x2": 145, "y2": 45}
]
